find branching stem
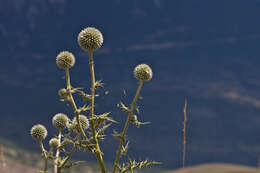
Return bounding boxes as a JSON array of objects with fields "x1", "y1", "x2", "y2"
[
  {"x1": 54, "y1": 131, "x2": 62, "y2": 173},
  {"x1": 112, "y1": 80, "x2": 143, "y2": 173},
  {"x1": 39, "y1": 141, "x2": 48, "y2": 172},
  {"x1": 88, "y1": 50, "x2": 106, "y2": 173},
  {"x1": 65, "y1": 68, "x2": 92, "y2": 149}
]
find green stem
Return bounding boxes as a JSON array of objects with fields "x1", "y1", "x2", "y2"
[
  {"x1": 65, "y1": 68, "x2": 92, "y2": 148},
  {"x1": 57, "y1": 134, "x2": 79, "y2": 173},
  {"x1": 88, "y1": 50, "x2": 106, "y2": 173},
  {"x1": 54, "y1": 131, "x2": 62, "y2": 173},
  {"x1": 112, "y1": 81, "x2": 143, "y2": 173},
  {"x1": 39, "y1": 141, "x2": 48, "y2": 172}
]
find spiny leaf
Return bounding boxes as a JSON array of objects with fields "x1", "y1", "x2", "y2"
[
  {"x1": 78, "y1": 90, "x2": 92, "y2": 101},
  {"x1": 63, "y1": 161, "x2": 85, "y2": 169},
  {"x1": 113, "y1": 130, "x2": 124, "y2": 141},
  {"x1": 94, "y1": 80, "x2": 104, "y2": 88},
  {"x1": 96, "y1": 123, "x2": 111, "y2": 136},
  {"x1": 90, "y1": 112, "x2": 117, "y2": 124},
  {"x1": 70, "y1": 87, "x2": 83, "y2": 94},
  {"x1": 77, "y1": 104, "x2": 91, "y2": 113},
  {"x1": 119, "y1": 101, "x2": 130, "y2": 113},
  {"x1": 135, "y1": 121, "x2": 151, "y2": 128},
  {"x1": 121, "y1": 141, "x2": 130, "y2": 155}
]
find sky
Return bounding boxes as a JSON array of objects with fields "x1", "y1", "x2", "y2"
[{"x1": 2, "y1": 0, "x2": 260, "y2": 169}]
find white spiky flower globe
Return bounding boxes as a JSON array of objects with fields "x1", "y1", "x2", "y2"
[
  {"x1": 30, "y1": 124, "x2": 48, "y2": 141},
  {"x1": 69, "y1": 115, "x2": 89, "y2": 132},
  {"x1": 56, "y1": 51, "x2": 75, "y2": 70},
  {"x1": 134, "y1": 64, "x2": 153, "y2": 82},
  {"x1": 49, "y1": 138, "x2": 59, "y2": 149},
  {"x1": 52, "y1": 113, "x2": 69, "y2": 131},
  {"x1": 78, "y1": 27, "x2": 103, "y2": 51}
]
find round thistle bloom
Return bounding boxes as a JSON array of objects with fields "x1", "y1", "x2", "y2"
[
  {"x1": 69, "y1": 115, "x2": 89, "y2": 132},
  {"x1": 78, "y1": 27, "x2": 103, "y2": 51},
  {"x1": 52, "y1": 113, "x2": 69, "y2": 131},
  {"x1": 49, "y1": 138, "x2": 59, "y2": 149},
  {"x1": 134, "y1": 64, "x2": 153, "y2": 82},
  {"x1": 58, "y1": 88, "x2": 68, "y2": 99},
  {"x1": 56, "y1": 51, "x2": 75, "y2": 70},
  {"x1": 30, "y1": 124, "x2": 47, "y2": 141}
]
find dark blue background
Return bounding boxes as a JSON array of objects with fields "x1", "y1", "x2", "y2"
[{"x1": 1, "y1": 0, "x2": 260, "y2": 169}]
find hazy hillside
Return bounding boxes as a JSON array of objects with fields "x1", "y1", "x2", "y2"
[{"x1": 166, "y1": 163, "x2": 257, "y2": 173}]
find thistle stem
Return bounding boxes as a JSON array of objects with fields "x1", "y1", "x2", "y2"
[
  {"x1": 112, "y1": 80, "x2": 143, "y2": 173},
  {"x1": 54, "y1": 131, "x2": 62, "y2": 173},
  {"x1": 88, "y1": 50, "x2": 106, "y2": 173},
  {"x1": 39, "y1": 141, "x2": 48, "y2": 172},
  {"x1": 65, "y1": 68, "x2": 92, "y2": 147}
]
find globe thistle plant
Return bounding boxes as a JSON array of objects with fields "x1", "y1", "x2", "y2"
[
  {"x1": 30, "y1": 26, "x2": 159, "y2": 173},
  {"x1": 70, "y1": 115, "x2": 89, "y2": 131},
  {"x1": 134, "y1": 64, "x2": 153, "y2": 82},
  {"x1": 30, "y1": 124, "x2": 47, "y2": 141},
  {"x1": 56, "y1": 51, "x2": 75, "y2": 70},
  {"x1": 78, "y1": 27, "x2": 103, "y2": 51},
  {"x1": 49, "y1": 138, "x2": 60, "y2": 149},
  {"x1": 52, "y1": 113, "x2": 69, "y2": 131}
]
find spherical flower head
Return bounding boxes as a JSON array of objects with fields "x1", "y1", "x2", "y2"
[
  {"x1": 78, "y1": 27, "x2": 103, "y2": 51},
  {"x1": 56, "y1": 51, "x2": 75, "y2": 70},
  {"x1": 134, "y1": 64, "x2": 153, "y2": 82},
  {"x1": 52, "y1": 113, "x2": 69, "y2": 131},
  {"x1": 49, "y1": 138, "x2": 59, "y2": 149},
  {"x1": 70, "y1": 115, "x2": 89, "y2": 132},
  {"x1": 58, "y1": 88, "x2": 68, "y2": 99},
  {"x1": 30, "y1": 124, "x2": 47, "y2": 141}
]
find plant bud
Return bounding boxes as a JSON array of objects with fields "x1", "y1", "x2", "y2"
[
  {"x1": 78, "y1": 27, "x2": 103, "y2": 51},
  {"x1": 49, "y1": 138, "x2": 59, "y2": 149},
  {"x1": 134, "y1": 64, "x2": 153, "y2": 82},
  {"x1": 30, "y1": 124, "x2": 47, "y2": 141},
  {"x1": 56, "y1": 51, "x2": 75, "y2": 70}
]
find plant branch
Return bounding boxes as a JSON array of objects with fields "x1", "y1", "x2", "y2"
[
  {"x1": 88, "y1": 50, "x2": 106, "y2": 173},
  {"x1": 112, "y1": 80, "x2": 143, "y2": 173},
  {"x1": 65, "y1": 68, "x2": 92, "y2": 147},
  {"x1": 39, "y1": 141, "x2": 48, "y2": 172},
  {"x1": 54, "y1": 131, "x2": 62, "y2": 173}
]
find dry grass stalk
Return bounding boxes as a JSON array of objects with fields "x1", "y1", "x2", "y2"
[{"x1": 182, "y1": 99, "x2": 188, "y2": 168}]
